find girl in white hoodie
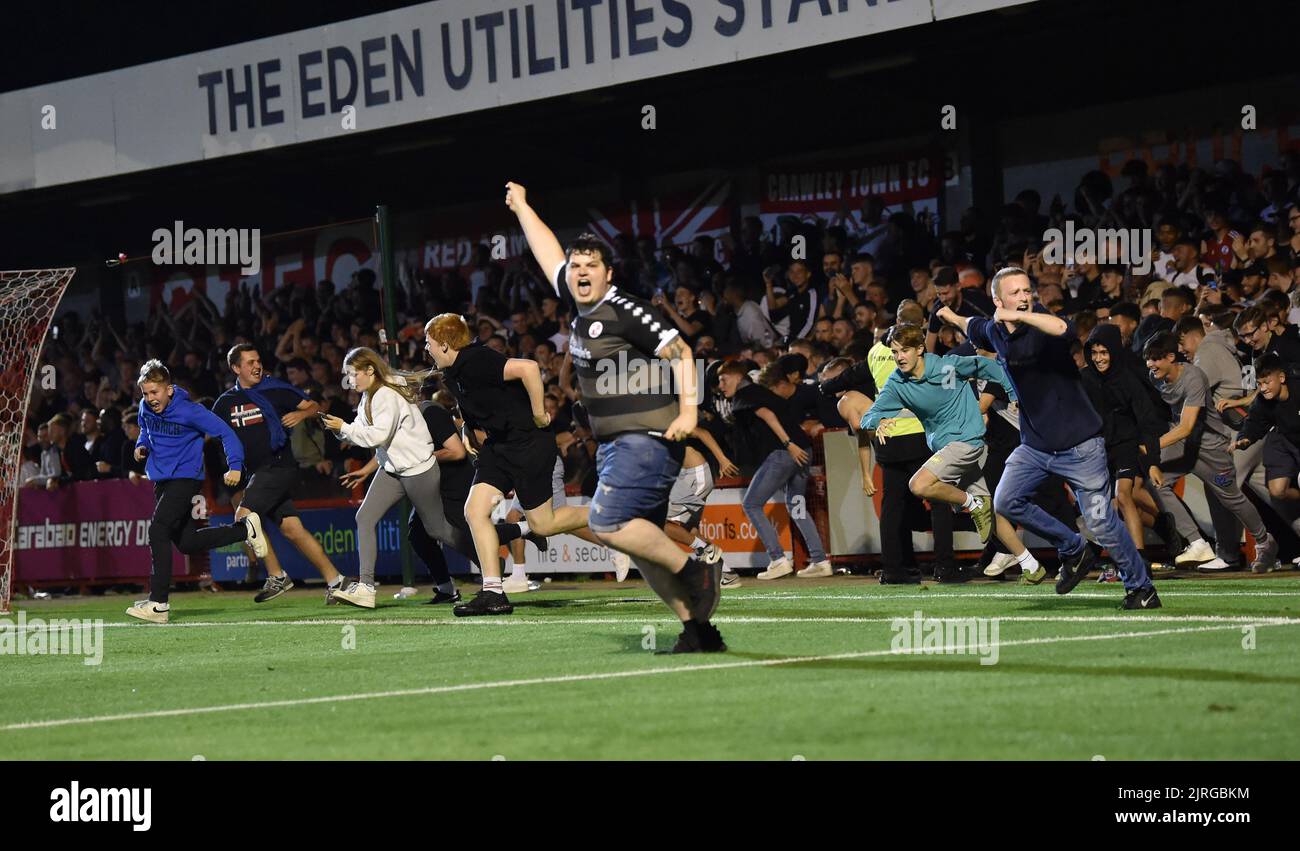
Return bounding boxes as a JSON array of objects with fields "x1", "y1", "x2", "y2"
[{"x1": 321, "y1": 347, "x2": 469, "y2": 608}]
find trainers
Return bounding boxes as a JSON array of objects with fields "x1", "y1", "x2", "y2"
[
  {"x1": 125, "y1": 599, "x2": 168, "y2": 624},
  {"x1": 1120, "y1": 586, "x2": 1162, "y2": 610},
  {"x1": 425, "y1": 588, "x2": 462, "y2": 605},
  {"x1": 983, "y1": 552, "x2": 1018, "y2": 577},
  {"x1": 880, "y1": 570, "x2": 921, "y2": 585},
  {"x1": 720, "y1": 570, "x2": 742, "y2": 589},
  {"x1": 663, "y1": 621, "x2": 727, "y2": 654},
  {"x1": 501, "y1": 574, "x2": 533, "y2": 594},
  {"x1": 325, "y1": 578, "x2": 348, "y2": 605},
  {"x1": 1250, "y1": 534, "x2": 1280, "y2": 574},
  {"x1": 968, "y1": 496, "x2": 993, "y2": 543},
  {"x1": 700, "y1": 543, "x2": 723, "y2": 564},
  {"x1": 1174, "y1": 538, "x2": 1215, "y2": 565},
  {"x1": 797, "y1": 560, "x2": 833, "y2": 578},
  {"x1": 1196, "y1": 557, "x2": 1230, "y2": 572},
  {"x1": 523, "y1": 530, "x2": 548, "y2": 554},
  {"x1": 1018, "y1": 564, "x2": 1047, "y2": 585},
  {"x1": 453, "y1": 589, "x2": 514, "y2": 617},
  {"x1": 1055, "y1": 543, "x2": 1097, "y2": 595},
  {"x1": 253, "y1": 572, "x2": 294, "y2": 603},
  {"x1": 612, "y1": 550, "x2": 632, "y2": 583},
  {"x1": 392, "y1": 586, "x2": 419, "y2": 599},
  {"x1": 678, "y1": 557, "x2": 723, "y2": 621},
  {"x1": 935, "y1": 565, "x2": 974, "y2": 584},
  {"x1": 333, "y1": 581, "x2": 376, "y2": 609},
  {"x1": 756, "y1": 557, "x2": 794, "y2": 580},
  {"x1": 243, "y1": 511, "x2": 269, "y2": 559}
]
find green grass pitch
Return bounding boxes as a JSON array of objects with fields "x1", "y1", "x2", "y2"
[{"x1": 3, "y1": 576, "x2": 1299, "y2": 760}]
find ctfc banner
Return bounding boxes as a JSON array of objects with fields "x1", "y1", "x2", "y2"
[{"x1": 759, "y1": 151, "x2": 945, "y2": 233}]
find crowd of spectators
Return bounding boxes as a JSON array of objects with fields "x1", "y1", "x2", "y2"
[{"x1": 20, "y1": 154, "x2": 1300, "y2": 566}]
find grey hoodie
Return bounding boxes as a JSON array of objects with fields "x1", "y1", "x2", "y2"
[
  {"x1": 1190, "y1": 327, "x2": 1242, "y2": 405},
  {"x1": 1194, "y1": 327, "x2": 1246, "y2": 432}
]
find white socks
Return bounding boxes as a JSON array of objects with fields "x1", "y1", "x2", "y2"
[
  {"x1": 1014, "y1": 550, "x2": 1038, "y2": 572},
  {"x1": 484, "y1": 577, "x2": 503, "y2": 594},
  {"x1": 962, "y1": 492, "x2": 976, "y2": 510}
]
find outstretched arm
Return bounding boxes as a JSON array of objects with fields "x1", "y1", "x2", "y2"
[
  {"x1": 994, "y1": 307, "x2": 1068, "y2": 337},
  {"x1": 505, "y1": 182, "x2": 566, "y2": 293}
]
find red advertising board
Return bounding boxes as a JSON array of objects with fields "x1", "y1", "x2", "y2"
[{"x1": 15, "y1": 479, "x2": 187, "y2": 584}]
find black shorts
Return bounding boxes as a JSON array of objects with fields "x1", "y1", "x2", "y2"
[
  {"x1": 1262, "y1": 431, "x2": 1300, "y2": 485},
  {"x1": 472, "y1": 433, "x2": 560, "y2": 511},
  {"x1": 240, "y1": 460, "x2": 299, "y2": 524},
  {"x1": 1107, "y1": 439, "x2": 1141, "y2": 482}
]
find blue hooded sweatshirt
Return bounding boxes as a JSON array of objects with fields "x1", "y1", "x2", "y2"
[{"x1": 136, "y1": 385, "x2": 245, "y2": 481}]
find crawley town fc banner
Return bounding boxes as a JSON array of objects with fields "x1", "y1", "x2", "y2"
[{"x1": 0, "y1": 0, "x2": 1035, "y2": 193}]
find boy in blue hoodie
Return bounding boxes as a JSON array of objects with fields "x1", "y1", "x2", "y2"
[{"x1": 127, "y1": 359, "x2": 268, "y2": 624}]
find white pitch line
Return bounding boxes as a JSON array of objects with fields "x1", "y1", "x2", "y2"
[
  {"x1": 695, "y1": 589, "x2": 1300, "y2": 601},
  {"x1": 4, "y1": 620, "x2": 1297, "y2": 732},
  {"x1": 6, "y1": 613, "x2": 1294, "y2": 631}
]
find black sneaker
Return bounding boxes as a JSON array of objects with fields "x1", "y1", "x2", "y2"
[
  {"x1": 453, "y1": 590, "x2": 514, "y2": 617},
  {"x1": 662, "y1": 620, "x2": 727, "y2": 654},
  {"x1": 253, "y1": 572, "x2": 294, "y2": 603},
  {"x1": 678, "y1": 557, "x2": 722, "y2": 621},
  {"x1": 1120, "y1": 586, "x2": 1161, "y2": 610},
  {"x1": 1056, "y1": 543, "x2": 1098, "y2": 595},
  {"x1": 879, "y1": 570, "x2": 921, "y2": 585},
  {"x1": 425, "y1": 589, "x2": 462, "y2": 605},
  {"x1": 524, "y1": 530, "x2": 548, "y2": 554},
  {"x1": 935, "y1": 565, "x2": 974, "y2": 584}
]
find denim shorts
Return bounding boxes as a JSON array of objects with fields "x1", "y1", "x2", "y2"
[{"x1": 588, "y1": 433, "x2": 685, "y2": 533}]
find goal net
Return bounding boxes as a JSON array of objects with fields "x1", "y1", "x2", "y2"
[{"x1": 0, "y1": 268, "x2": 76, "y2": 614}]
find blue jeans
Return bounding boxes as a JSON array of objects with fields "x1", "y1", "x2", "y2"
[
  {"x1": 741, "y1": 450, "x2": 826, "y2": 564},
  {"x1": 588, "y1": 433, "x2": 683, "y2": 534},
  {"x1": 993, "y1": 436, "x2": 1152, "y2": 592}
]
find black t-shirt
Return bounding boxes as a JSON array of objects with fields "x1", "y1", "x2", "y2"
[
  {"x1": 787, "y1": 382, "x2": 822, "y2": 426},
  {"x1": 441, "y1": 343, "x2": 538, "y2": 441},
  {"x1": 211, "y1": 378, "x2": 308, "y2": 473},
  {"x1": 420, "y1": 401, "x2": 473, "y2": 500},
  {"x1": 678, "y1": 309, "x2": 711, "y2": 350},
  {"x1": 731, "y1": 383, "x2": 812, "y2": 459}
]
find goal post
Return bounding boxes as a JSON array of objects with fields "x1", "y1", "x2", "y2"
[{"x1": 0, "y1": 268, "x2": 76, "y2": 614}]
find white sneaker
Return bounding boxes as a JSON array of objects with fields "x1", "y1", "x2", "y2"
[
  {"x1": 1174, "y1": 539, "x2": 1215, "y2": 565},
  {"x1": 797, "y1": 560, "x2": 833, "y2": 578},
  {"x1": 721, "y1": 571, "x2": 742, "y2": 589},
  {"x1": 1196, "y1": 557, "x2": 1230, "y2": 571},
  {"x1": 125, "y1": 599, "x2": 168, "y2": 624},
  {"x1": 501, "y1": 574, "x2": 533, "y2": 594},
  {"x1": 333, "y1": 581, "x2": 376, "y2": 609},
  {"x1": 612, "y1": 551, "x2": 631, "y2": 583},
  {"x1": 757, "y1": 557, "x2": 794, "y2": 580},
  {"x1": 700, "y1": 544, "x2": 723, "y2": 564},
  {"x1": 243, "y1": 511, "x2": 269, "y2": 559},
  {"x1": 983, "y1": 552, "x2": 1018, "y2": 577},
  {"x1": 393, "y1": 586, "x2": 419, "y2": 599}
]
